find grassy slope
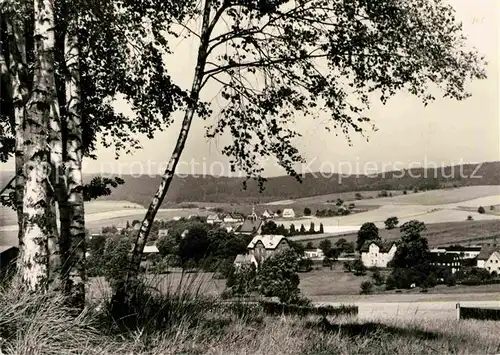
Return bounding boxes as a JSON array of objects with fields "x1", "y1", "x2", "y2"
[{"x1": 1, "y1": 280, "x2": 499, "y2": 355}]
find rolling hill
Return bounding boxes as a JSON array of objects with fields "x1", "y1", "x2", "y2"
[{"x1": 0, "y1": 161, "x2": 499, "y2": 206}]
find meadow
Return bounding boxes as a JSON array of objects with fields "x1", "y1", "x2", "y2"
[{"x1": 1, "y1": 276, "x2": 500, "y2": 355}]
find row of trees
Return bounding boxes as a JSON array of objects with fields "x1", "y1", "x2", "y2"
[{"x1": 0, "y1": 0, "x2": 485, "y2": 308}]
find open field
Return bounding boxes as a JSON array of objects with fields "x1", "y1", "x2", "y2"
[
  {"x1": 279, "y1": 202, "x2": 500, "y2": 234},
  {"x1": 265, "y1": 190, "x2": 406, "y2": 205},
  {"x1": 357, "y1": 185, "x2": 500, "y2": 206}
]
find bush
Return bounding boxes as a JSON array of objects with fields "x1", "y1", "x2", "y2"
[
  {"x1": 256, "y1": 249, "x2": 302, "y2": 304},
  {"x1": 478, "y1": 206, "x2": 486, "y2": 214},
  {"x1": 360, "y1": 281, "x2": 373, "y2": 294},
  {"x1": 303, "y1": 207, "x2": 312, "y2": 216},
  {"x1": 372, "y1": 269, "x2": 385, "y2": 286}
]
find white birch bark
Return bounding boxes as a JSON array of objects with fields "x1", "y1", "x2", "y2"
[
  {"x1": 64, "y1": 26, "x2": 86, "y2": 304},
  {"x1": 21, "y1": 0, "x2": 60, "y2": 290}
]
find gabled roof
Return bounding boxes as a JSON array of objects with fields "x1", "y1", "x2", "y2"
[
  {"x1": 477, "y1": 245, "x2": 500, "y2": 260},
  {"x1": 360, "y1": 240, "x2": 396, "y2": 253},
  {"x1": 247, "y1": 235, "x2": 287, "y2": 250},
  {"x1": 237, "y1": 219, "x2": 263, "y2": 233}
]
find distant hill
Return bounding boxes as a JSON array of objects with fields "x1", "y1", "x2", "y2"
[{"x1": 1, "y1": 161, "x2": 498, "y2": 207}]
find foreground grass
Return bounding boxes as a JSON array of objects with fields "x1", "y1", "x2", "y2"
[{"x1": 0, "y1": 280, "x2": 499, "y2": 355}]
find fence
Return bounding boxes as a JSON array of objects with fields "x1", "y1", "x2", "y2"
[{"x1": 456, "y1": 303, "x2": 500, "y2": 321}]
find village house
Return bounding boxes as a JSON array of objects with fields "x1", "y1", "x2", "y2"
[
  {"x1": 233, "y1": 254, "x2": 258, "y2": 269},
  {"x1": 206, "y1": 214, "x2": 222, "y2": 225},
  {"x1": 222, "y1": 212, "x2": 245, "y2": 224},
  {"x1": 304, "y1": 248, "x2": 324, "y2": 260},
  {"x1": 360, "y1": 240, "x2": 397, "y2": 268},
  {"x1": 261, "y1": 209, "x2": 275, "y2": 219},
  {"x1": 246, "y1": 234, "x2": 290, "y2": 266},
  {"x1": 282, "y1": 208, "x2": 295, "y2": 218},
  {"x1": 477, "y1": 245, "x2": 500, "y2": 274},
  {"x1": 158, "y1": 229, "x2": 169, "y2": 238}
]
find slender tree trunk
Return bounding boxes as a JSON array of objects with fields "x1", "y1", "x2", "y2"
[
  {"x1": 21, "y1": 0, "x2": 60, "y2": 290},
  {"x1": 63, "y1": 25, "x2": 86, "y2": 306},
  {"x1": 5, "y1": 14, "x2": 28, "y2": 250},
  {"x1": 120, "y1": 0, "x2": 215, "y2": 296}
]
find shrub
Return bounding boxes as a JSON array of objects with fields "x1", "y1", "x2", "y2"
[
  {"x1": 360, "y1": 281, "x2": 373, "y2": 294},
  {"x1": 478, "y1": 206, "x2": 486, "y2": 214},
  {"x1": 303, "y1": 207, "x2": 312, "y2": 216},
  {"x1": 372, "y1": 269, "x2": 385, "y2": 286},
  {"x1": 256, "y1": 249, "x2": 302, "y2": 304}
]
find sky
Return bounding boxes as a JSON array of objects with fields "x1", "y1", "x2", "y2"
[{"x1": 6, "y1": 0, "x2": 500, "y2": 178}]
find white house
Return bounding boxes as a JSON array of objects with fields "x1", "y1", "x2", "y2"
[
  {"x1": 282, "y1": 208, "x2": 295, "y2": 218},
  {"x1": 261, "y1": 209, "x2": 275, "y2": 219},
  {"x1": 304, "y1": 248, "x2": 324, "y2": 260},
  {"x1": 360, "y1": 241, "x2": 397, "y2": 268},
  {"x1": 158, "y1": 229, "x2": 169, "y2": 238},
  {"x1": 247, "y1": 235, "x2": 290, "y2": 266},
  {"x1": 206, "y1": 214, "x2": 222, "y2": 224},
  {"x1": 477, "y1": 245, "x2": 500, "y2": 273},
  {"x1": 223, "y1": 213, "x2": 245, "y2": 224}
]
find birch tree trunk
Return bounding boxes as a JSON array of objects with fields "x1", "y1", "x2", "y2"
[
  {"x1": 5, "y1": 14, "x2": 28, "y2": 249},
  {"x1": 120, "y1": 0, "x2": 215, "y2": 297},
  {"x1": 63, "y1": 26, "x2": 86, "y2": 305},
  {"x1": 21, "y1": 0, "x2": 60, "y2": 290}
]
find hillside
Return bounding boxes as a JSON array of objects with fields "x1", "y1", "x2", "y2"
[{"x1": 0, "y1": 161, "x2": 499, "y2": 206}]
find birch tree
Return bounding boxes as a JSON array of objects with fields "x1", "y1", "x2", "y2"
[
  {"x1": 0, "y1": 0, "x2": 186, "y2": 301},
  {"x1": 122, "y1": 0, "x2": 486, "y2": 294}
]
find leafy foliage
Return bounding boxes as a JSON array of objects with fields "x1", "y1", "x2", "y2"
[
  {"x1": 257, "y1": 249, "x2": 301, "y2": 304},
  {"x1": 356, "y1": 222, "x2": 380, "y2": 251},
  {"x1": 384, "y1": 216, "x2": 399, "y2": 230}
]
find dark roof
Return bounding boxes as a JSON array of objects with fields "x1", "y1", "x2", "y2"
[
  {"x1": 237, "y1": 219, "x2": 262, "y2": 233},
  {"x1": 360, "y1": 240, "x2": 396, "y2": 253},
  {"x1": 444, "y1": 246, "x2": 482, "y2": 252},
  {"x1": 477, "y1": 245, "x2": 500, "y2": 260},
  {"x1": 429, "y1": 253, "x2": 462, "y2": 263}
]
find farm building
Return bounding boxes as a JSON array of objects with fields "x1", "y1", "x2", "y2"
[
  {"x1": 282, "y1": 208, "x2": 295, "y2": 218},
  {"x1": 304, "y1": 248, "x2": 324, "y2": 260},
  {"x1": 247, "y1": 235, "x2": 290, "y2": 266},
  {"x1": 360, "y1": 240, "x2": 397, "y2": 268}
]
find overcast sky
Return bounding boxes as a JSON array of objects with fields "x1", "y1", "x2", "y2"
[{"x1": 6, "y1": 0, "x2": 499, "y2": 177}]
